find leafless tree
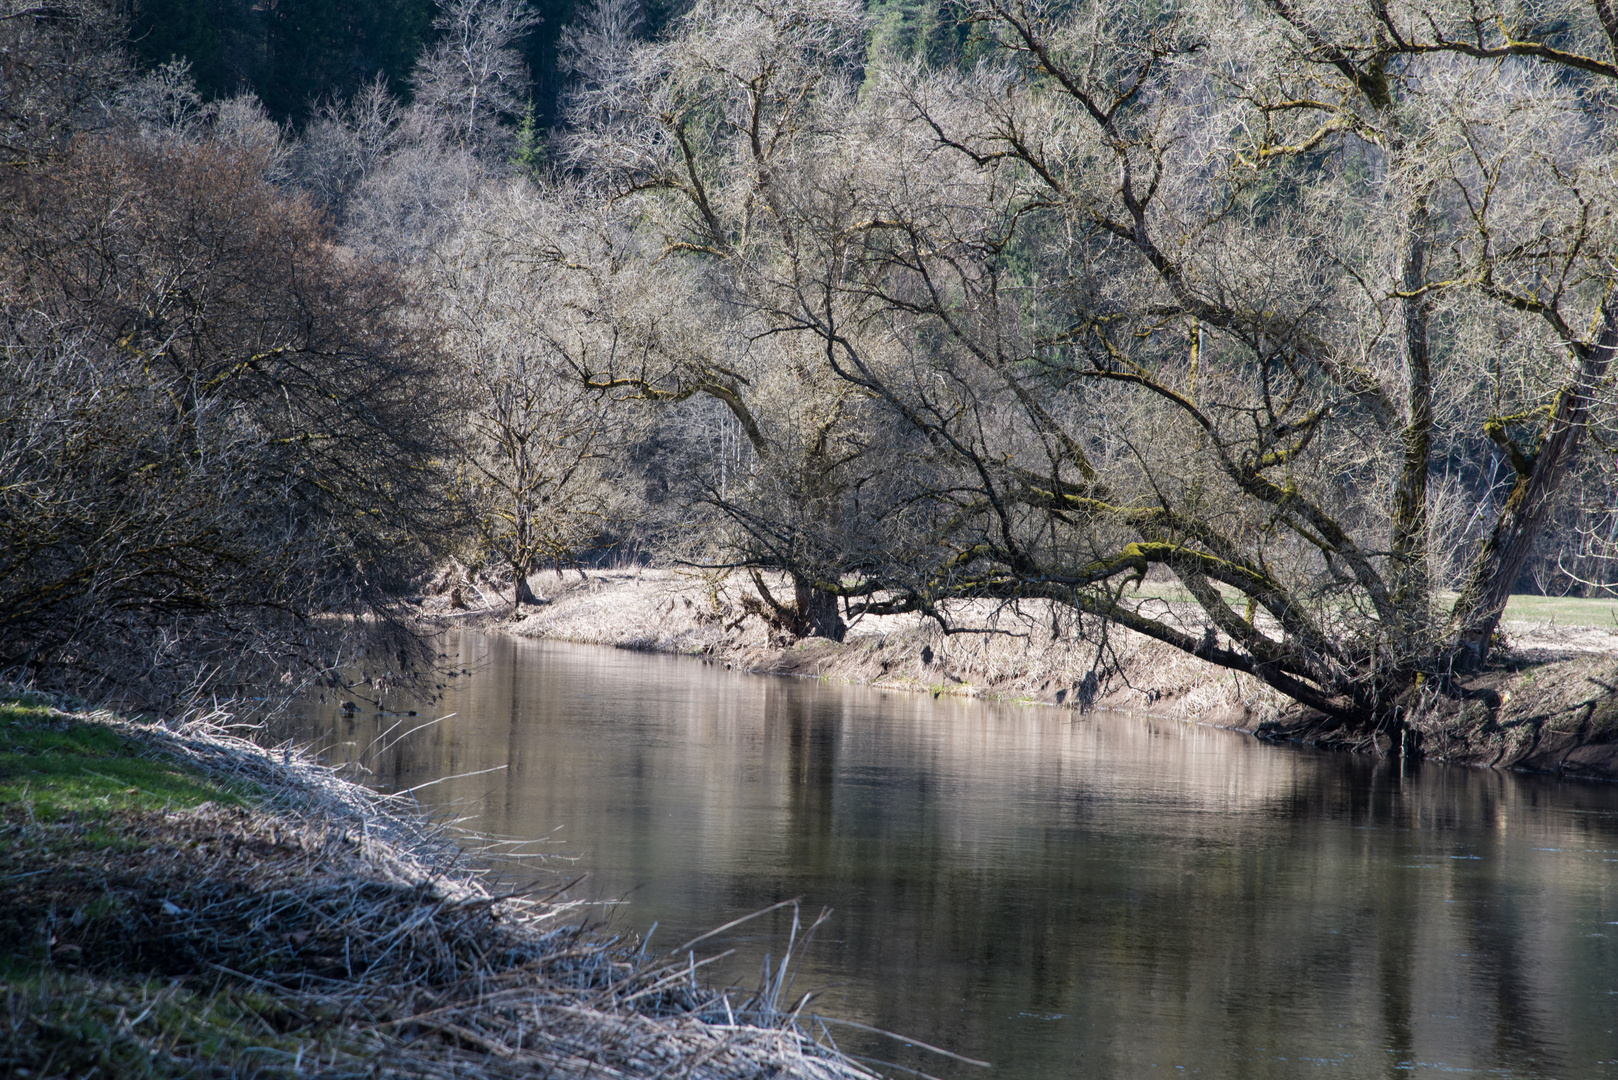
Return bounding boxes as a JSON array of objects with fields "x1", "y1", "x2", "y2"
[
  {"x1": 545, "y1": 0, "x2": 1618, "y2": 733},
  {"x1": 341, "y1": 140, "x2": 486, "y2": 263},
  {"x1": 411, "y1": 0, "x2": 542, "y2": 153},
  {"x1": 0, "y1": 0, "x2": 127, "y2": 162},
  {"x1": 318, "y1": 20, "x2": 524, "y2": 261},
  {"x1": 0, "y1": 133, "x2": 461, "y2": 706},
  {"x1": 555, "y1": 0, "x2": 883, "y2": 639},
  {"x1": 115, "y1": 58, "x2": 210, "y2": 141},
  {"x1": 558, "y1": 0, "x2": 645, "y2": 128},
  {"x1": 857, "y1": 0, "x2": 1618, "y2": 726},
  {"x1": 211, "y1": 91, "x2": 284, "y2": 158},
  {"x1": 287, "y1": 76, "x2": 401, "y2": 220},
  {"x1": 429, "y1": 185, "x2": 626, "y2": 604}
]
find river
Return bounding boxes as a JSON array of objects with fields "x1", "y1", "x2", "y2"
[{"x1": 288, "y1": 631, "x2": 1618, "y2": 1079}]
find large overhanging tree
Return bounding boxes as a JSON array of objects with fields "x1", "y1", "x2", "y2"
[
  {"x1": 873, "y1": 0, "x2": 1618, "y2": 727},
  {"x1": 553, "y1": 0, "x2": 1618, "y2": 734},
  {"x1": 559, "y1": 0, "x2": 900, "y2": 641}
]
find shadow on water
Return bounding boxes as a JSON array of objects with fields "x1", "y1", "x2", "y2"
[{"x1": 286, "y1": 632, "x2": 1618, "y2": 1080}]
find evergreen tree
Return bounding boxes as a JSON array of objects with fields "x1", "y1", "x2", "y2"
[
  {"x1": 127, "y1": 0, "x2": 435, "y2": 122},
  {"x1": 511, "y1": 98, "x2": 544, "y2": 174}
]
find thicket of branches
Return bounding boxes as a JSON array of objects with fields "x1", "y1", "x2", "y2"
[
  {"x1": 1, "y1": 0, "x2": 459, "y2": 705},
  {"x1": 9, "y1": 0, "x2": 1618, "y2": 731},
  {"x1": 529, "y1": 0, "x2": 1618, "y2": 733}
]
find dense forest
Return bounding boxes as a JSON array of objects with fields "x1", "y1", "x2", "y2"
[
  {"x1": 124, "y1": 0, "x2": 909, "y2": 123},
  {"x1": 5, "y1": 0, "x2": 1618, "y2": 738}
]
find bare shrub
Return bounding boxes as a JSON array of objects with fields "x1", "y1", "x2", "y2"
[{"x1": 0, "y1": 134, "x2": 461, "y2": 706}]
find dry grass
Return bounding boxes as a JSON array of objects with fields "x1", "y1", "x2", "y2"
[{"x1": 0, "y1": 693, "x2": 878, "y2": 1079}]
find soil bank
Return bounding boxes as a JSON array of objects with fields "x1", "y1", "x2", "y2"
[{"x1": 430, "y1": 568, "x2": 1618, "y2": 784}]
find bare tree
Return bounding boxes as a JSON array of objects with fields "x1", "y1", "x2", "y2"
[
  {"x1": 558, "y1": 0, "x2": 645, "y2": 128},
  {"x1": 114, "y1": 61, "x2": 287, "y2": 175},
  {"x1": 211, "y1": 91, "x2": 284, "y2": 159},
  {"x1": 844, "y1": 0, "x2": 1618, "y2": 727},
  {"x1": 341, "y1": 139, "x2": 486, "y2": 263},
  {"x1": 314, "y1": 4, "x2": 534, "y2": 261},
  {"x1": 557, "y1": 0, "x2": 881, "y2": 640},
  {"x1": 115, "y1": 58, "x2": 211, "y2": 142},
  {"x1": 411, "y1": 0, "x2": 542, "y2": 153},
  {"x1": 287, "y1": 75, "x2": 402, "y2": 220},
  {"x1": 0, "y1": 133, "x2": 460, "y2": 705},
  {"x1": 430, "y1": 185, "x2": 624, "y2": 604},
  {"x1": 0, "y1": 0, "x2": 127, "y2": 162},
  {"x1": 546, "y1": 0, "x2": 1618, "y2": 734}
]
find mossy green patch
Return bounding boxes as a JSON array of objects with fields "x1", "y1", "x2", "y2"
[
  {"x1": 0, "y1": 698, "x2": 252, "y2": 823},
  {"x1": 3, "y1": 972, "x2": 348, "y2": 1078}
]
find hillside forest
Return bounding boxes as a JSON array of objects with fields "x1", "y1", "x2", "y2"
[{"x1": 6, "y1": 0, "x2": 1618, "y2": 737}]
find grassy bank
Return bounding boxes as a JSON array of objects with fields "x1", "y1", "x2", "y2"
[
  {"x1": 0, "y1": 689, "x2": 873, "y2": 1079},
  {"x1": 449, "y1": 569, "x2": 1618, "y2": 782}
]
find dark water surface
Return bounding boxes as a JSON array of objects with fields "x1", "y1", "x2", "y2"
[{"x1": 290, "y1": 633, "x2": 1618, "y2": 1079}]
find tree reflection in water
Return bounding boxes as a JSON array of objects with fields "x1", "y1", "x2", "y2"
[{"x1": 291, "y1": 633, "x2": 1618, "y2": 1080}]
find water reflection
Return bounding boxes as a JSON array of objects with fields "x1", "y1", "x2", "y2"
[{"x1": 290, "y1": 633, "x2": 1618, "y2": 1079}]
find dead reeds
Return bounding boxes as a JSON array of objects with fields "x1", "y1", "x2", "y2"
[{"x1": 0, "y1": 702, "x2": 878, "y2": 1079}]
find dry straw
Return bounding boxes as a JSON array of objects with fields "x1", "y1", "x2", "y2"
[{"x1": 2, "y1": 704, "x2": 884, "y2": 1079}]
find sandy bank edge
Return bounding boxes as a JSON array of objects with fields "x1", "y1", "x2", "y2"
[{"x1": 437, "y1": 568, "x2": 1618, "y2": 783}]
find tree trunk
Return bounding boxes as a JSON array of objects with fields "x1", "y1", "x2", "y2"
[
  {"x1": 515, "y1": 569, "x2": 540, "y2": 606},
  {"x1": 793, "y1": 575, "x2": 846, "y2": 642},
  {"x1": 1450, "y1": 290, "x2": 1618, "y2": 670},
  {"x1": 1389, "y1": 187, "x2": 1435, "y2": 647}
]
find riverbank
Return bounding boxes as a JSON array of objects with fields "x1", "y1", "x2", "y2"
[
  {"x1": 438, "y1": 568, "x2": 1618, "y2": 782},
  {"x1": 0, "y1": 688, "x2": 873, "y2": 1079}
]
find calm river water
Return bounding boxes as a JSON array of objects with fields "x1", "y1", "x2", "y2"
[{"x1": 289, "y1": 632, "x2": 1618, "y2": 1079}]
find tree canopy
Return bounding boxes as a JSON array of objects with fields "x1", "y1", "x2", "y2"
[
  {"x1": 528, "y1": 0, "x2": 1618, "y2": 734},
  {"x1": 9, "y1": 0, "x2": 1618, "y2": 730}
]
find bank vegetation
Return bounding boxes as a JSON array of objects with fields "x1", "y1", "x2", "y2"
[
  {"x1": 448, "y1": 567, "x2": 1617, "y2": 779},
  {"x1": 9, "y1": 0, "x2": 1618, "y2": 751},
  {"x1": 0, "y1": 687, "x2": 878, "y2": 1078}
]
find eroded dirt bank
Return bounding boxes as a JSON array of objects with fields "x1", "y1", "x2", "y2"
[
  {"x1": 1255, "y1": 654, "x2": 1618, "y2": 781},
  {"x1": 437, "y1": 568, "x2": 1618, "y2": 782}
]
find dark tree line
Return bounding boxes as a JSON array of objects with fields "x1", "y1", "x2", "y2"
[
  {"x1": 124, "y1": 0, "x2": 696, "y2": 125},
  {"x1": 128, "y1": 0, "x2": 436, "y2": 119},
  {"x1": 2, "y1": 0, "x2": 459, "y2": 705}
]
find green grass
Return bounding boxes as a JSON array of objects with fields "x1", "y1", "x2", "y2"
[
  {"x1": 1128, "y1": 582, "x2": 1618, "y2": 630},
  {"x1": 1500, "y1": 594, "x2": 1618, "y2": 628},
  {"x1": 0, "y1": 691, "x2": 258, "y2": 977},
  {"x1": 0, "y1": 694, "x2": 324, "y2": 1076},
  {"x1": 0, "y1": 696, "x2": 251, "y2": 823}
]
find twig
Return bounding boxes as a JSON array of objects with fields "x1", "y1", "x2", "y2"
[{"x1": 811, "y1": 1016, "x2": 992, "y2": 1068}]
